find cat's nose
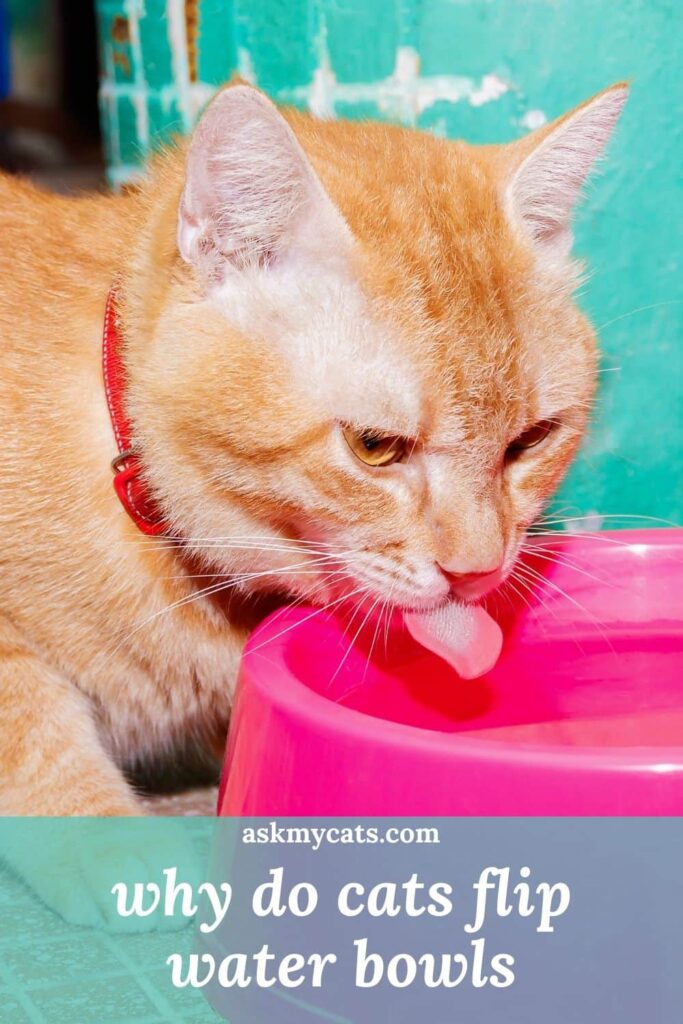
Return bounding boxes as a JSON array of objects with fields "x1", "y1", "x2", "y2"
[{"x1": 438, "y1": 565, "x2": 503, "y2": 600}]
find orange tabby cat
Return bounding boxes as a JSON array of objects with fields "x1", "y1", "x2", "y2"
[{"x1": 0, "y1": 83, "x2": 625, "y2": 827}]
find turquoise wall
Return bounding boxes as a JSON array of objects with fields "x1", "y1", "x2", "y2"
[{"x1": 95, "y1": 1, "x2": 682, "y2": 528}]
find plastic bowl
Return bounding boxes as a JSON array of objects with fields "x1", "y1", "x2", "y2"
[{"x1": 218, "y1": 529, "x2": 683, "y2": 815}]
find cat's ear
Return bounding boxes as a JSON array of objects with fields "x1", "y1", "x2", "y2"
[
  {"x1": 504, "y1": 83, "x2": 628, "y2": 259},
  {"x1": 177, "y1": 85, "x2": 349, "y2": 280}
]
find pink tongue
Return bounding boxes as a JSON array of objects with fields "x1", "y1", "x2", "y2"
[{"x1": 404, "y1": 602, "x2": 503, "y2": 679}]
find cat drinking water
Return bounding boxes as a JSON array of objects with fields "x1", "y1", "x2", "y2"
[{"x1": 0, "y1": 82, "x2": 626, "y2": 922}]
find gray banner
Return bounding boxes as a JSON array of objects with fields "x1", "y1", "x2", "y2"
[
  {"x1": 0, "y1": 817, "x2": 679, "y2": 1022},
  {"x1": 198, "y1": 818, "x2": 683, "y2": 1023}
]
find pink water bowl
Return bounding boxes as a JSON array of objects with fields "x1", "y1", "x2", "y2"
[{"x1": 218, "y1": 529, "x2": 683, "y2": 816}]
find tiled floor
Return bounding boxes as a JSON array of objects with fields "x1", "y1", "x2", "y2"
[
  {"x1": 0, "y1": 821, "x2": 220, "y2": 1024},
  {"x1": 143, "y1": 788, "x2": 218, "y2": 817}
]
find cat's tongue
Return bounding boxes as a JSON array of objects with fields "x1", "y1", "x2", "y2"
[{"x1": 404, "y1": 602, "x2": 503, "y2": 679}]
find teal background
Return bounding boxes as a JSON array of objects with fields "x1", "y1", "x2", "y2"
[{"x1": 94, "y1": 0, "x2": 682, "y2": 526}]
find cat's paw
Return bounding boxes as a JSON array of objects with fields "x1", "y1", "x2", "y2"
[{"x1": 7, "y1": 820, "x2": 202, "y2": 933}]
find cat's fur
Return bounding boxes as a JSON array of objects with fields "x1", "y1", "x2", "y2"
[{"x1": 0, "y1": 83, "x2": 626, "y2": 822}]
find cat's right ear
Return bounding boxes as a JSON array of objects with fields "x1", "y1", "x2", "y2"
[
  {"x1": 177, "y1": 85, "x2": 350, "y2": 282},
  {"x1": 503, "y1": 83, "x2": 628, "y2": 262}
]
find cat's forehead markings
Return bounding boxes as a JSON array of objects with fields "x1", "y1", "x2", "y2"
[{"x1": 212, "y1": 266, "x2": 425, "y2": 434}]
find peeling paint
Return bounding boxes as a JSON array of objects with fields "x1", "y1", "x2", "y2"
[
  {"x1": 166, "y1": 0, "x2": 192, "y2": 131},
  {"x1": 236, "y1": 47, "x2": 256, "y2": 85},
  {"x1": 284, "y1": 46, "x2": 512, "y2": 125},
  {"x1": 308, "y1": 62, "x2": 337, "y2": 119},
  {"x1": 100, "y1": 35, "x2": 121, "y2": 165},
  {"x1": 305, "y1": 18, "x2": 335, "y2": 119},
  {"x1": 469, "y1": 73, "x2": 509, "y2": 107},
  {"x1": 123, "y1": 0, "x2": 149, "y2": 149},
  {"x1": 189, "y1": 82, "x2": 215, "y2": 118},
  {"x1": 520, "y1": 108, "x2": 547, "y2": 130},
  {"x1": 565, "y1": 513, "x2": 605, "y2": 534}
]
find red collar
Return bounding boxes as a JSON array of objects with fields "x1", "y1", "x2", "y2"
[{"x1": 102, "y1": 287, "x2": 167, "y2": 536}]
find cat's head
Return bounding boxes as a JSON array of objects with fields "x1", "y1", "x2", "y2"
[{"x1": 128, "y1": 82, "x2": 627, "y2": 610}]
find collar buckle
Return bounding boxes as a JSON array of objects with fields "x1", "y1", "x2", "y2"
[{"x1": 111, "y1": 448, "x2": 139, "y2": 474}]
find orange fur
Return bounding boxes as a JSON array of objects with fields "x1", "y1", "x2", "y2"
[{"x1": 0, "y1": 83, "x2": 626, "y2": 819}]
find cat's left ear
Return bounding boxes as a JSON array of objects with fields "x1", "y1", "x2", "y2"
[
  {"x1": 503, "y1": 83, "x2": 628, "y2": 259},
  {"x1": 177, "y1": 84, "x2": 350, "y2": 281}
]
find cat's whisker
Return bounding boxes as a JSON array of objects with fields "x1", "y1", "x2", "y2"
[
  {"x1": 256, "y1": 568, "x2": 354, "y2": 633},
  {"x1": 108, "y1": 560, "x2": 354, "y2": 660},
  {"x1": 508, "y1": 567, "x2": 591, "y2": 656},
  {"x1": 513, "y1": 561, "x2": 615, "y2": 653},
  {"x1": 500, "y1": 573, "x2": 538, "y2": 617},
  {"x1": 328, "y1": 593, "x2": 384, "y2": 688},
  {"x1": 507, "y1": 570, "x2": 579, "y2": 647},
  {"x1": 161, "y1": 555, "x2": 339, "y2": 585},
  {"x1": 527, "y1": 529, "x2": 650, "y2": 552},
  {"x1": 494, "y1": 577, "x2": 517, "y2": 615},
  {"x1": 122, "y1": 532, "x2": 335, "y2": 545},
  {"x1": 364, "y1": 586, "x2": 395, "y2": 684},
  {"x1": 361, "y1": 596, "x2": 389, "y2": 683},
  {"x1": 119, "y1": 532, "x2": 346, "y2": 552},
  {"x1": 162, "y1": 552, "x2": 342, "y2": 581},
  {"x1": 538, "y1": 503, "x2": 574, "y2": 519},
  {"x1": 520, "y1": 548, "x2": 606, "y2": 581},
  {"x1": 596, "y1": 299, "x2": 683, "y2": 334},
  {"x1": 383, "y1": 589, "x2": 395, "y2": 656},
  {"x1": 122, "y1": 538, "x2": 348, "y2": 559},
  {"x1": 518, "y1": 546, "x2": 616, "y2": 588},
  {"x1": 336, "y1": 584, "x2": 398, "y2": 703},
  {"x1": 246, "y1": 586, "x2": 372, "y2": 658},
  {"x1": 331, "y1": 558, "x2": 396, "y2": 646},
  {"x1": 336, "y1": 583, "x2": 376, "y2": 647},
  {"x1": 536, "y1": 512, "x2": 680, "y2": 528}
]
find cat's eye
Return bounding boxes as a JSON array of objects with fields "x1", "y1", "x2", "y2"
[
  {"x1": 506, "y1": 419, "x2": 555, "y2": 461},
  {"x1": 343, "y1": 425, "x2": 408, "y2": 467}
]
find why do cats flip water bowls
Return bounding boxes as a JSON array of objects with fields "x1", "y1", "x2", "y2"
[{"x1": 218, "y1": 530, "x2": 683, "y2": 815}]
